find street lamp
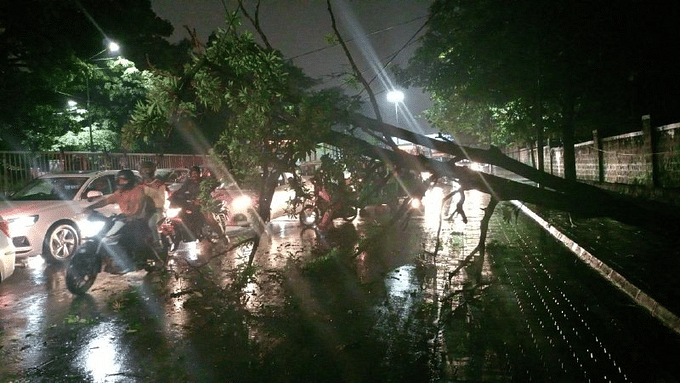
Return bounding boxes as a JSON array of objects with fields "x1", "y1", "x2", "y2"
[
  {"x1": 108, "y1": 41, "x2": 120, "y2": 53},
  {"x1": 386, "y1": 90, "x2": 404, "y2": 123},
  {"x1": 86, "y1": 40, "x2": 120, "y2": 152},
  {"x1": 89, "y1": 40, "x2": 120, "y2": 60}
]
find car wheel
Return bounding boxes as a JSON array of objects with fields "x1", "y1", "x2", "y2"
[{"x1": 42, "y1": 223, "x2": 79, "y2": 263}]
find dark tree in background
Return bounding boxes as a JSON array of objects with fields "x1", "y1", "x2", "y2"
[
  {"x1": 0, "y1": 0, "x2": 191, "y2": 151},
  {"x1": 401, "y1": 0, "x2": 680, "y2": 179}
]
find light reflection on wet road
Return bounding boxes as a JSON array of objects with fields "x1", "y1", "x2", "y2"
[
  {"x1": 3, "y1": 189, "x2": 679, "y2": 381},
  {"x1": 0, "y1": 193, "x2": 461, "y2": 381}
]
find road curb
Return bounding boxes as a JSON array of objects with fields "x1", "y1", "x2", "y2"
[{"x1": 511, "y1": 200, "x2": 680, "y2": 336}]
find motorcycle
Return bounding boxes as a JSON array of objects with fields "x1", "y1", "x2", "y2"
[
  {"x1": 210, "y1": 187, "x2": 257, "y2": 227},
  {"x1": 160, "y1": 191, "x2": 232, "y2": 251},
  {"x1": 158, "y1": 201, "x2": 223, "y2": 251},
  {"x1": 160, "y1": 183, "x2": 257, "y2": 251},
  {"x1": 298, "y1": 193, "x2": 358, "y2": 228},
  {"x1": 66, "y1": 210, "x2": 168, "y2": 295}
]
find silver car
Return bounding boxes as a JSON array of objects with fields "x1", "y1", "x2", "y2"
[
  {"x1": 0, "y1": 215, "x2": 16, "y2": 282},
  {"x1": 0, "y1": 170, "x2": 125, "y2": 263}
]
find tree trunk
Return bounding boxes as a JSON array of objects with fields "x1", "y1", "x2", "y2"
[{"x1": 331, "y1": 114, "x2": 680, "y2": 232}]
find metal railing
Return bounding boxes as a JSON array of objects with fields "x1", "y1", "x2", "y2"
[{"x1": 0, "y1": 151, "x2": 207, "y2": 195}]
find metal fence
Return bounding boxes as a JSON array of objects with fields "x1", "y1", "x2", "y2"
[
  {"x1": 1, "y1": 143, "x2": 380, "y2": 195},
  {"x1": 0, "y1": 151, "x2": 208, "y2": 195}
]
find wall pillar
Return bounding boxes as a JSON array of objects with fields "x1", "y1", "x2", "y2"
[
  {"x1": 642, "y1": 115, "x2": 659, "y2": 187},
  {"x1": 593, "y1": 129, "x2": 604, "y2": 183}
]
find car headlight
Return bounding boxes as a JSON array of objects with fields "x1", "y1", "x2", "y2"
[
  {"x1": 8, "y1": 215, "x2": 39, "y2": 231},
  {"x1": 231, "y1": 195, "x2": 252, "y2": 211},
  {"x1": 166, "y1": 207, "x2": 182, "y2": 218},
  {"x1": 80, "y1": 220, "x2": 106, "y2": 238}
]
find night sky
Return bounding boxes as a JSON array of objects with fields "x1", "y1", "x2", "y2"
[{"x1": 151, "y1": 0, "x2": 436, "y2": 134}]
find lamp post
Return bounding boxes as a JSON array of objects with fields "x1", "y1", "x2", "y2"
[
  {"x1": 386, "y1": 90, "x2": 404, "y2": 123},
  {"x1": 86, "y1": 41, "x2": 120, "y2": 152}
]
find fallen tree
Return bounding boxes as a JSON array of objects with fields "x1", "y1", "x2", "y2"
[{"x1": 318, "y1": 113, "x2": 680, "y2": 256}]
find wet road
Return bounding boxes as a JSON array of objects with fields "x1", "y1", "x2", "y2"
[
  {"x1": 1, "y1": 190, "x2": 680, "y2": 382},
  {"x1": 482, "y1": 204, "x2": 680, "y2": 382}
]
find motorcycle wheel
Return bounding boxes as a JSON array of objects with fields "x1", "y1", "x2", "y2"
[
  {"x1": 66, "y1": 244, "x2": 100, "y2": 295},
  {"x1": 203, "y1": 225, "x2": 223, "y2": 244},
  {"x1": 341, "y1": 206, "x2": 358, "y2": 222},
  {"x1": 299, "y1": 205, "x2": 320, "y2": 227}
]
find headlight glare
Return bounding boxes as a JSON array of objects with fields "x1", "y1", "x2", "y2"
[
  {"x1": 80, "y1": 220, "x2": 106, "y2": 237},
  {"x1": 166, "y1": 207, "x2": 182, "y2": 218},
  {"x1": 231, "y1": 196, "x2": 252, "y2": 211},
  {"x1": 8, "y1": 215, "x2": 39, "y2": 230}
]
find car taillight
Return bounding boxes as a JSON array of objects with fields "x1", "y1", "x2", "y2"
[{"x1": 0, "y1": 220, "x2": 9, "y2": 238}]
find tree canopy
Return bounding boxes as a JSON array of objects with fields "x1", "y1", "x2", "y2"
[
  {"x1": 0, "y1": 0, "x2": 191, "y2": 151},
  {"x1": 124, "y1": 15, "x2": 361, "y2": 221},
  {"x1": 399, "y1": 0, "x2": 680, "y2": 178}
]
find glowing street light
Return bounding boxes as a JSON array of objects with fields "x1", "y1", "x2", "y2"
[
  {"x1": 89, "y1": 40, "x2": 120, "y2": 60},
  {"x1": 107, "y1": 41, "x2": 120, "y2": 53},
  {"x1": 86, "y1": 41, "x2": 120, "y2": 151},
  {"x1": 386, "y1": 90, "x2": 404, "y2": 123}
]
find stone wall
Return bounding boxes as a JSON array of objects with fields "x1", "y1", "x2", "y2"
[
  {"x1": 506, "y1": 118, "x2": 680, "y2": 189},
  {"x1": 657, "y1": 124, "x2": 680, "y2": 187}
]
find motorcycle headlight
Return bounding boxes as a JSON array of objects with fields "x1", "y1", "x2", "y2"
[
  {"x1": 8, "y1": 215, "x2": 39, "y2": 231},
  {"x1": 231, "y1": 195, "x2": 252, "y2": 211},
  {"x1": 80, "y1": 219, "x2": 106, "y2": 237},
  {"x1": 409, "y1": 198, "x2": 422, "y2": 209},
  {"x1": 166, "y1": 207, "x2": 182, "y2": 218},
  {"x1": 301, "y1": 210, "x2": 318, "y2": 226}
]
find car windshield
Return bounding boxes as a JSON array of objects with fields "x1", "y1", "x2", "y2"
[{"x1": 11, "y1": 177, "x2": 87, "y2": 201}]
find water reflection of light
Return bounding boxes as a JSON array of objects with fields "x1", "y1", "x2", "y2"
[
  {"x1": 24, "y1": 295, "x2": 46, "y2": 340},
  {"x1": 163, "y1": 276, "x2": 193, "y2": 339},
  {"x1": 26, "y1": 254, "x2": 45, "y2": 269},
  {"x1": 385, "y1": 265, "x2": 417, "y2": 299},
  {"x1": 244, "y1": 281, "x2": 259, "y2": 310},
  {"x1": 78, "y1": 322, "x2": 121, "y2": 381},
  {"x1": 421, "y1": 187, "x2": 445, "y2": 230},
  {"x1": 182, "y1": 240, "x2": 200, "y2": 261}
]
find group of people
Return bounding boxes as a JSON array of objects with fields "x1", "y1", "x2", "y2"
[{"x1": 84, "y1": 163, "x2": 208, "y2": 252}]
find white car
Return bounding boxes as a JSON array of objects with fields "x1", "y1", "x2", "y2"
[
  {"x1": 0, "y1": 170, "x2": 128, "y2": 263},
  {"x1": 0, "y1": 215, "x2": 16, "y2": 282}
]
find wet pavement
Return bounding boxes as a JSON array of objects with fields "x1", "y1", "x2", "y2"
[
  {"x1": 1, "y1": 189, "x2": 680, "y2": 382},
  {"x1": 483, "y1": 201, "x2": 680, "y2": 382}
]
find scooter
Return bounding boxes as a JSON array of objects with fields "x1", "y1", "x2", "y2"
[{"x1": 66, "y1": 210, "x2": 168, "y2": 295}]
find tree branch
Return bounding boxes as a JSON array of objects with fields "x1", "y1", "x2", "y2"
[
  {"x1": 237, "y1": 0, "x2": 273, "y2": 50},
  {"x1": 326, "y1": 0, "x2": 396, "y2": 148},
  {"x1": 322, "y1": 126, "x2": 680, "y2": 232}
]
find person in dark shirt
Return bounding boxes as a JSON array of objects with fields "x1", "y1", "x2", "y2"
[{"x1": 170, "y1": 166, "x2": 205, "y2": 240}]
